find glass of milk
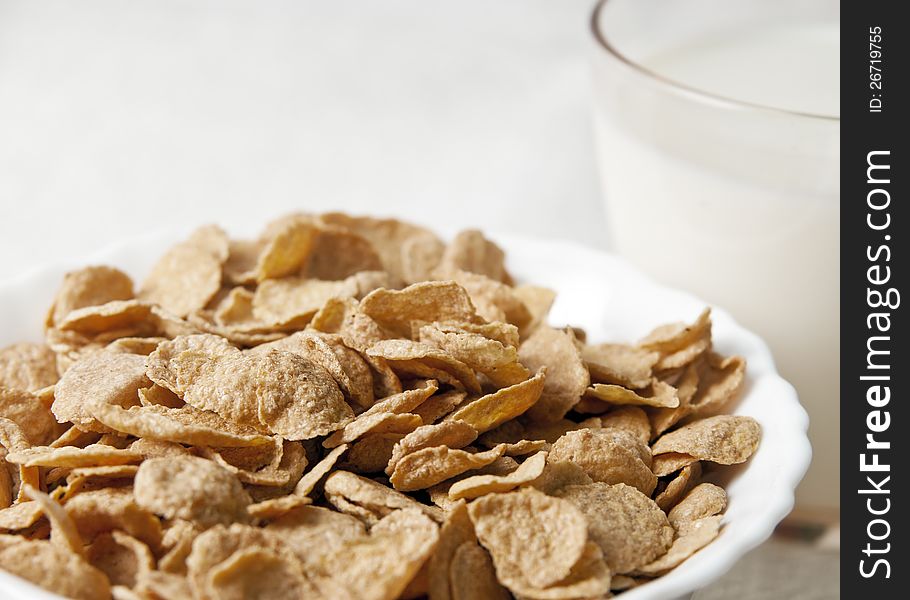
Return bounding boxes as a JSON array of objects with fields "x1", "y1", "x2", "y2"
[{"x1": 590, "y1": 0, "x2": 839, "y2": 512}]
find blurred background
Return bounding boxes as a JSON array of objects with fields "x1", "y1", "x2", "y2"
[{"x1": 0, "y1": 1, "x2": 838, "y2": 596}]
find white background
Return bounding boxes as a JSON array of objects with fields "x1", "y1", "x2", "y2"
[{"x1": 0, "y1": 0, "x2": 604, "y2": 282}]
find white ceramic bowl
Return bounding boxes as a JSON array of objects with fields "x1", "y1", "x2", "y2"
[{"x1": 0, "y1": 228, "x2": 810, "y2": 600}]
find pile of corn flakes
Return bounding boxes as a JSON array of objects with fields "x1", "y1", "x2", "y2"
[{"x1": 0, "y1": 213, "x2": 760, "y2": 599}]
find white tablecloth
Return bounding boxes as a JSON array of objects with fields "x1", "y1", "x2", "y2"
[{"x1": 0, "y1": 0, "x2": 605, "y2": 281}]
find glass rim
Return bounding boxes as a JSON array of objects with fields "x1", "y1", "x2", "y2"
[{"x1": 590, "y1": 0, "x2": 839, "y2": 122}]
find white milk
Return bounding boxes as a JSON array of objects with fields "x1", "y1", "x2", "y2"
[
  {"x1": 593, "y1": 21, "x2": 839, "y2": 509},
  {"x1": 646, "y1": 23, "x2": 839, "y2": 117}
]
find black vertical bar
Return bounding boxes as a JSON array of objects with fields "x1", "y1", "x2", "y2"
[{"x1": 841, "y1": 1, "x2": 905, "y2": 597}]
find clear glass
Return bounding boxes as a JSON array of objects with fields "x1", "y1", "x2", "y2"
[{"x1": 591, "y1": 0, "x2": 839, "y2": 511}]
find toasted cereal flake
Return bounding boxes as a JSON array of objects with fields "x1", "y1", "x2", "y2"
[
  {"x1": 145, "y1": 333, "x2": 238, "y2": 396},
  {"x1": 448, "y1": 450, "x2": 547, "y2": 500},
  {"x1": 584, "y1": 380, "x2": 680, "y2": 409},
  {"x1": 128, "y1": 438, "x2": 191, "y2": 459},
  {"x1": 688, "y1": 353, "x2": 747, "y2": 418},
  {"x1": 341, "y1": 434, "x2": 403, "y2": 473},
  {"x1": 655, "y1": 462, "x2": 703, "y2": 512},
  {"x1": 651, "y1": 452, "x2": 698, "y2": 477},
  {"x1": 651, "y1": 415, "x2": 761, "y2": 465},
  {"x1": 511, "y1": 285, "x2": 555, "y2": 337},
  {"x1": 0, "y1": 465, "x2": 11, "y2": 509},
  {"x1": 66, "y1": 464, "x2": 140, "y2": 486},
  {"x1": 137, "y1": 383, "x2": 184, "y2": 408},
  {"x1": 265, "y1": 505, "x2": 367, "y2": 564},
  {"x1": 556, "y1": 482, "x2": 673, "y2": 574},
  {"x1": 401, "y1": 232, "x2": 446, "y2": 284},
  {"x1": 549, "y1": 428, "x2": 656, "y2": 495},
  {"x1": 52, "y1": 351, "x2": 149, "y2": 431},
  {"x1": 468, "y1": 488, "x2": 587, "y2": 589},
  {"x1": 324, "y1": 470, "x2": 442, "y2": 524},
  {"x1": 323, "y1": 412, "x2": 422, "y2": 449},
  {"x1": 87, "y1": 531, "x2": 154, "y2": 588},
  {"x1": 526, "y1": 460, "x2": 593, "y2": 495},
  {"x1": 599, "y1": 406, "x2": 652, "y2": 444},
  {"x1": 640, "y1": 308, "x2": 712, "y2": 354},
  {"x1": 366, "y1": 339, "x2": 481, "y2": 393},
  {"x1": 583, "y1": 343, "x2": 659, "y2": 389},
  {"x1": 438, "y1": 230, "x2": 511, "y2": 283},
  {"x1": 497, "y1": 541, "x2": 611, "y2": 600},
  {"x1": 635, "y1": 515, "x2": 722, "y2": 576},
  {"x1": 213, "y1": 287, "x2": 258, "y2": 328},
  {"x1": 656, "y1": 335, "x2": 711, "y2": 372},
  {"x1": 140, "y1": 228, "x2": 229, "y2": 317},
  {"x1": 418, "y1": 323, "x2": 529, "y2": 387},
  {"x1": 134, "y1": 456, "x2": 251, "y2": 527},
  {"x1": 446, "y1": 369, "x2": 545, "y2": 434},
  {"x1": 0, "y1": 387, "x2": 60, "y2": 445},
  {"x1": 438, "y1": 269, "x2": 531, "y2": 328},
  {"x1": 0, "y1": 343, "x2": 59, "y2": 392},
  {"x1": 57, "y1": 299, "x2": 157, "y2": 338},
  {"x1": 254, "y1": 218, "x2": 318, "y2": 282},
  {"x1": 253, "y1": 351, "x2": 353, "y2": 439},
  {"x1": 255, "y1": 331, "x2": 374, "y2": 409},
  {"x1": 0, "y1": 501, "x2": 45, "y2": 530},
  {"x1": 206, "y1": 546, "x2": 313, "y2": 599},
  {"x1": 386, "y1": 420, "x2": 478, "y2": 475},
  {"x1": 0, "y1": 537, "x2": 111, "y2": 600},
  {"x1": 649, "y1": 361, "x2": 701, "y2": 438},
  {"x1": 360, "y1": 281, "x2": 480, "y2": 338},
  {"x1": 427, "y1": 501, "x2": 476, "y2": 600},
  {"x1": 317, "y1": 508, "x2": 440, "y2": 600},
  {"x1": 23, "y1": 485, "x2": 84, "y2": 556},
  {"x1": 49, "y1": 265, "x2": 135, "y2": 327},
  {"x1": 253, "y1": 277, "x2": 356, "y2": 327},
  {"x1": 246, "y1": 494, "x2": 313, "y2": 520},
  {"x1": 449, "y1": 541, "x2": 510, "y2": 600},
  {"x1": 64, "y1": 488, "x2": 163, "y2": 548},
  {"x1": 303, "y1": 225, "x2": 384, "y2": 280},
  {"x1": 94, "y1": 403, "x2": 272, "y2": 447},
  {"x1": 412, "y1": 390, "x2": 466, "y2": 425},
  {"x1": 106, "y1": 337, "x2": 168, "y2": 356},
  {"x1": 390, "y1": 444, "x2": 506, "y2": 492},
  {"x1": 667, "y1": 483, "x2": 727, "y2": 530},
  {"x1": 360, "y1": 380, "x2": 439, "y2": 416},
  {"x1": 319, "y1": 212, "x2": 444, "y2": 281},
  {"x1": 5, "y1": 443, "x2": 141, "y2": 468},
  {"x1": 293, "y1": 444, "x2": 349, "y2": 496},
  {"x1": 519, "y1": 328, "x2": 589, "y2": 423},
  {"x1": 186, "y1": 524, "x2": 287, "y2": 597}
]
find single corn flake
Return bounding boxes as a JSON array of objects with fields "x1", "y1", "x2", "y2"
[
  {"x1": 584, "y1": 380, "x2": 679, "y2": 409},
  {"x1": 52, "y1": 351, "x2": 149, "y2": 432},
  {"x1": 468, "y1": 488, "x2": 588, "y2": 589},
  {"x1": 519, "y1": 328, "x2": 589, "y2": 423},
  {"x1": 389, "y1": 444, "x2": 507, "y2": 492},
  {"x1": 555, "y1": 482, "x2": 673, "y2": 574},
  {"x1": 139, "y1": 226, "x2": 229, "y2": 317},
  {"x1": 445, "y1": 369, "x2": 546, "y2": 434},
  {"x1": 583, "y1": 343, "x2": 659, "y2": 389},
  {"x1": 667, "y1": 483, "x2": 727, "y2": 530},
  {"x1": 448, "y1": 450, "x2": 548, "y2": 500},
  {"x1": 651, "y1": 415, "x2": 761, "y2": 465},
  {"x1": 360, "y1": 281, "x2": 480, "y2": 338},
  {"x1": 0, "y1": 342, "x2": 59, "y2": 392},
  {"x1": 634, "y1": 515, "x2": 723, "y2": 576},
  {"x1": 134, "y1": 455, "x2": 251, "y2": 527},
  {"x1": 549, "y1": 428, "x2": 656, "y2": 495},
  {"x1": 49, "y1": 265, "x2": 135, "y2": 328}
]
